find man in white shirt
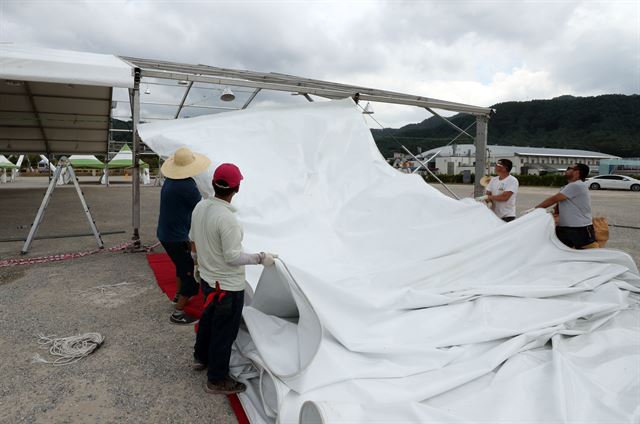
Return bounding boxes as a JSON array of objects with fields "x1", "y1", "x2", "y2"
[
  {"x1": 535, "y1": 163, "x2": 595, "y2": 249},
  {"x1": 485, "y1": 159, "x2": 519, "y2": 222},
  {"x1": 189, "y1": 163, "x2": 277, "y2": 395}
]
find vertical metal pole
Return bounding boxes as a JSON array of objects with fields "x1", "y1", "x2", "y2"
[
  {"x1": 104, "y1": 163, "x2": 109, "y2": 186},
  {"x1": 474, "y1": 115, "x2": 489, "y2": 197},
  {"x1": 130, "y1": 69, "x2": 142, "y2": 248},
  {"x1": 48, "y1": 153, "x2": 53, "y2": 182}
]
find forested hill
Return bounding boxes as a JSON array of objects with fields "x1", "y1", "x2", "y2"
[{"x1": 371, "y1": 94, "x2": 640, "y2": 158}]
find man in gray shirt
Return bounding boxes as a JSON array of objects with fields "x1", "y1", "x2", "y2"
[{"x1": 535, "y1": 163, "x2": 596, "y2": 248}]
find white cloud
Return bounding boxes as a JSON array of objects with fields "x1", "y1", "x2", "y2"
[{"x1": 1, "y1": 0, "x2": 637, "y2": 128}]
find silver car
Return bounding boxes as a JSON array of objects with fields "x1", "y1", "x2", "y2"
[{"x1": 587, "y1": 174, "x2": 640, "y2": 191}]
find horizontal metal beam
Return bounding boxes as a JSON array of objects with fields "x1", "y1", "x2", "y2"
[
  {"x1": 0, "y1": 109, "x2": 110, "y2": 118},
  {"x1": 0, "y1": 92, "x2": 111, "y2": 102},
  {"x1": 144, "y1": 101, "x2": 237, "y2": 111},
  {"x1": 0, "y1": 124, "x2": 108, "y2": 131},
  {"x1": 138, "y1": 69, "x2": 491, "y2": 115},
  {"x1": 0, "y1": 137, "x2": 106, "y2": 142},
  {"x1": 128, "y1": 57, "x2": 479, "y2": 111}
]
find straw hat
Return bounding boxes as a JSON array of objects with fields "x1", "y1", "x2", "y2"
[
  {"x1": 161, "y1": 147, "x2": 211, "y2": 179},
  {"x1": 479, "y1": 175, "x2": 492, "y2": 187}
]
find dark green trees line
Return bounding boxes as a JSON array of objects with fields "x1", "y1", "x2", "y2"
[{"x1": 372, "y1": 94, "x2": 640, "y2": 158}]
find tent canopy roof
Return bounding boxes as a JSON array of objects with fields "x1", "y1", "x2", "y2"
[
  {"x1": 0, "y1": 154, "x2": 18, "y2": 169},
  {"x1": 1, "y1": 44, "x2": 490, "y2": 156},
  {"x1": 0, "y1": 44, "x2": 134, "y2": 155},
  {"x1": 68, "y1": 154, "x2": 105, "y2": 169},
  {"x1": 107, "y1": 144, "x2": 148, "y2": 168}
]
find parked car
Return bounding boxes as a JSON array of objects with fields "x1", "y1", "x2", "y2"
[
  {"x1": 37, "y1": 162, "x2": 49, "y2": 173},
  {"x1": 586, "y1": 174, "x2": 640, "y2": 191}
]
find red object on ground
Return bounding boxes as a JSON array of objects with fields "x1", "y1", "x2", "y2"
[
  {"x1": 147, "y1": 252, "x2": 204, "y2": 318},
  {"x1": 146, "y1": 252, "x2": 250, "y2": 424}
]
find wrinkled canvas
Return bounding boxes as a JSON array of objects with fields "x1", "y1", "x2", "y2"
[{"x1": 140, "y1": 99, "x2": 640, "y2": 424}]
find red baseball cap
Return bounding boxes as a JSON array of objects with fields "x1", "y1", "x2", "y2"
[{"x1": 213, "y1": 163, "x2": 243, "y2": 188}]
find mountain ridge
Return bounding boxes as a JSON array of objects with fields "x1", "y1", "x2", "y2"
[{"x1": 371, "y1": 94, "x2": 640, "y2": 158}]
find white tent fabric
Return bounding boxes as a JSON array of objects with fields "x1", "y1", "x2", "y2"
[
  {"x1": 0, "y1": 43, "x2": 134, "y2": 88},
  {"x1": 139, "y1": 99, "x2": 640, "y2": 424},
  {"x1": 0, "y1": 154, "x2": 17, "y2": 184}
]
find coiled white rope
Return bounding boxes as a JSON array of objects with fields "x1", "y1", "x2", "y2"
[{"x1": 33, "y1": 333, "x2": 104, "y2": 366}]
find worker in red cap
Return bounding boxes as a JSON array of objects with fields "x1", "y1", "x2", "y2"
[{"x1": 189, "y1": 162, "x2": 277, "y2": 394}]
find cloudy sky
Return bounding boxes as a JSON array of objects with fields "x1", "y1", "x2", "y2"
[{"x1": 1, "y1": 0, "x2": 638, "y2": 128}]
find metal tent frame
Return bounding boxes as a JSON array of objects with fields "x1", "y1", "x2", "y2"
[
  {"x1": 122, "y1": 56, "x2": 492, "y2": 248},
  {"x1": 1, "y1": 47, "x2": 492, "y2": 250}
]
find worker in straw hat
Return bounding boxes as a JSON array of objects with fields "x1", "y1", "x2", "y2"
[{"x1": 157, "y1": 146, "x2": 211, "y2": 324}]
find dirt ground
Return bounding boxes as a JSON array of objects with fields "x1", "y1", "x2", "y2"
[
  {"x1": 0, "y1": 177, "x2": 237, "y2": 424},
  {"x1": 0, "y1": 177, "x2": 638, "y2": 423}
]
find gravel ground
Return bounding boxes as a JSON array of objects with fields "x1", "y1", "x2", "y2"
[
  {"x1": 0, "y1": 177, "x2": 638, "y2": 423},
  {"x1": 0, "y1": 177, "x2": 236, "y2": 424}
]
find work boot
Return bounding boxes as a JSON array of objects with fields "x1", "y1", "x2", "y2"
[{"x1": 205, "y1": 376, "x2": 246, "y2": 394}]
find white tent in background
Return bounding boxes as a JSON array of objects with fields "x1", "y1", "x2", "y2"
[
  {"x1": 37, "y1": 155, "x2": 68, "y2": 185},
  {"x1": 0, "y1": 154, "x2": 18, "y2": 169},
  {"x1": 0, "y1": 154, "x2": 18, "y2": 183},
  {"x1": 101, "y1": 145, "x2": 150, "y2": 184},
  {"x1": 68, "y1": 154, "x2": 105, "y2": 182},
  {"x1": 106, "y1": 145, "x2": 148, "y2": 169},
  {"x1": 68, "y1": 154, "x2": 105, "y2": 169}
]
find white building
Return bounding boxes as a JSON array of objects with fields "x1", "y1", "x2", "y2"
[{"x1": 404, "y1": 144, "x2": 619, "y2": 175}]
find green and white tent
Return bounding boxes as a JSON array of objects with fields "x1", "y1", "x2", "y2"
[
  {"x1": 0, "y1": 155, "x2": 19, "y2": 169},
  {"x1": 107, "y1": 145, "x2": 148, "y2": 169},
  {"x1": 68, "y1": 155, "x2": 105, "y2": 169}
]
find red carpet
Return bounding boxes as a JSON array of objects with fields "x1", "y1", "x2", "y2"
[{"x1": 146, "y1": 252, "x2": 250, "y2": 424}]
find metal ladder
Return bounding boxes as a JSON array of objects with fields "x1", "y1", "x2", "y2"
[{"x1": 21, "y1": 157, "x2": 104, "y2": 254}]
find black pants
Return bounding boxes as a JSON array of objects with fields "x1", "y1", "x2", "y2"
[
  {"x1": 556, "y1": 225, "x2": 596, "y2": 249},
  {"x1": 161, "y1": 241, "x2": 198, "y2": 297},
  {"x1": 194, "y1": 279, "x2": 244, "y2": 382}
]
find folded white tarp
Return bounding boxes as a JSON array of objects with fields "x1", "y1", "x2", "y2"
[
  {"x1": 0, "y1": 43, "x2": 134, "y2": 88},
  {"x1": 139, "y1": 99, "x2": 640, "y2": 424}
]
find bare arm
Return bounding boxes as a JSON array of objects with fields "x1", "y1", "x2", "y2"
[
  {"x1": 488, "y1": 191, "x2": 513, "y2": 202},
  {"x1": 536, "y1": 192, "x2": 567, "y2": 209}
]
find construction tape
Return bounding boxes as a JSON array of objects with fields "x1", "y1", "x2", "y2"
[{"x1": 0, "y1": 241, "x2": 160, "y2": 268}]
